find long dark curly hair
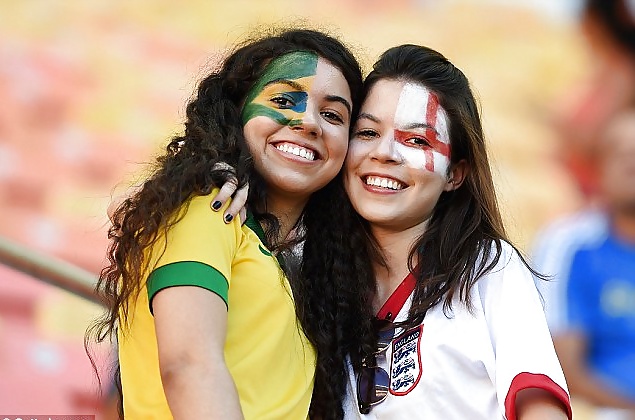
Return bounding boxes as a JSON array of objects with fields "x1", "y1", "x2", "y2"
[
  {"x1": 354, "y1": 44, "x2": 545, "y2": 334},
  {"x1": 87, "y1": 28, "x2": 374, "y2": 419}
]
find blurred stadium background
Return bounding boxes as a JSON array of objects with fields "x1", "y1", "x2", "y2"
[{"x1": 0, "y1": 0, "x2": 596, "y2": 417}]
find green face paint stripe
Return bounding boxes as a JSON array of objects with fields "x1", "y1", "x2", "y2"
[
  {"x1": 287, "y1": 119, "x2": 304, "y2": 127},
  {"x1": 246, "y1": 51, "x2": 318, "y2": 104},
  {"x1": 242, "y1": 104, "x2": 291, "y2": 126},
  {"x1": 241, "y1": 51, "x2": 318, "y2": 124}
]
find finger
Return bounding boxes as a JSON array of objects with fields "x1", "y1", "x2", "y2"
[
  {"x1": 212, "y1": 161, "x2": 235, "y2": 172},
  {"x1": 238, "y1": 207, "x2": 248, "y2": 225},
  {"x1": 210, "y1": 180, "x2": 238, "y2": 211},
  {"x1": 223, "y1": 183, "x2": 249, "y2": 223}
]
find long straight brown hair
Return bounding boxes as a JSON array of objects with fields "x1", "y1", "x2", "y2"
[{"x1": 359, "y1": 44, "x2": 544, "y2": 328}]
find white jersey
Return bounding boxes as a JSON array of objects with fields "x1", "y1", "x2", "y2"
[{"x1": 343, "y1": 242, "x2": 572, "y2": 420}]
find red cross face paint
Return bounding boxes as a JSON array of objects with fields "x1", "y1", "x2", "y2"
[
  {"x1": 392, "y1": 82, "x2": 451, "y2": 176},
  {"x1": 344, "y1": 79, "x2": 455, "y2": 233}
]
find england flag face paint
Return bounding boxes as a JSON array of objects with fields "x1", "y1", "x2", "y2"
[
  {"x1": 344, "y1": 79, "x2": 454, "y2": 232},
  {"x1": 392, "y1": 82, "x2": 451, "y2": 177}
]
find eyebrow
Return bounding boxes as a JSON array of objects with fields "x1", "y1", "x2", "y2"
[
  {"x1": 401, "y1": 122, "x2": 439, "y2": 134},
  {"x1": 264, "y1": 79, "x2": 304, "y2": 91},
  {"x1": 326, "y1": 95, "x2": 351, "y2": 117},
  {"x1": 357, "y1": 112, "x2": 380, "y2": 123},
  {"x1": 264, "y1": 79, "x2": 352, "y2": 117}
]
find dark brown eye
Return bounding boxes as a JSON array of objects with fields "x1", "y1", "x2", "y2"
[
  {"x1": 322, "y1": 111, "x2": 344, "y2": 124},
  {"x1": 355, "y1": 129, "x2": 378, "y2": 139},
  {"x1": 406, "y1": 136, "x2": 430, "y2": 147},
  {"x1": 270, "y1": 95, "x2": 294, "y2": 108}
]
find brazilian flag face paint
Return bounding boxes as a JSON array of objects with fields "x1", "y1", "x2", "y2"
[{"x1": 241, "y1": 51, "x2": 319, "y2": 126}]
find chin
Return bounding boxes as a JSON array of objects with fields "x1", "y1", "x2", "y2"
[{"x1": 273, "y1": 178, "x2": 326, "y2": 196}]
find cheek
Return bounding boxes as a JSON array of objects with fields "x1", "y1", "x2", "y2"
[
  {"x1": 395, "y1": 143, "x2": 428, "y2": 169},
  {"x1": 277, "y1": 107, "x2": 304, "y2": 123},
  {"x1": 432, "y1": 152, "x2": 451, "y2": 176},
  {"x1": 325, "y1": 127, "x2": 350, "y2": 162},
  {"x1": 396, "y1": 143, "x2": 450, "y2": 177},
  {"x1": 242, "y1": 120, "x2": 259, "y2": 152},
  {"x1": 242, "y1": 118, "x2": 277, "y2": 169},
  {"x1": 345, "y1": 139, "x2": 369, "y2": 170}
]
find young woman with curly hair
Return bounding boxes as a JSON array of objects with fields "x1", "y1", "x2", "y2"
[{"x1": 89, "y1": 28, "x2": 373, "y2": 419}]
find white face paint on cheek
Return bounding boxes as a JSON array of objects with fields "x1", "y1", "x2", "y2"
[
  {"x1": 394, "y1": 83, "x2": 452, "y2": 176},
  {"x1": 394, "y1": 142, "x2": 428, "y2": 169},
  {"x1": 432, "y1": 152, "x2": 450, "y2": 176},
  {"x1": 345, "y1": 138, "x2": 369, "y2": 172}
]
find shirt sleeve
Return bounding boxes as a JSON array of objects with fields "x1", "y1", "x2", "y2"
[
  {"x1": 478, "y1": 243, "x2": 572, "y2": 420},
  {"x1": 145, "y1": 192, "x2": 241, "y2": 311}
]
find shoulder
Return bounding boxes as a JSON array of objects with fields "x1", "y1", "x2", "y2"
[
  {"x1": 178, "y1": 192, "x2": 224, "y2": 222},
  {"x1": 531, "y1": 209, "x2": 609, "y2": 283},
  {"x1": 474, "y1": 240, "x2": 535, "y2": 298},
  {"x1": 148, "y1": 191, "x2": 242, "y2": 266},
  {"x1": 478, "y1": 240, "x2": 525, "y2": 274},
  {"x1": 538, "y1": 209, "x2": 607, "y2": 239},
  {"x1": 532, "y1": 209, "x2": 609, "y2": 260},
  {"x1": 168, "y1": 191, "x2": 241, "y2": 234}
]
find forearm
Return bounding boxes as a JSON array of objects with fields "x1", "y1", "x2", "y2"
[
  {"x1": 566, "y1": 370, "x2": 635, "y2": 409},
  {"x1": 554, "y1": 333, "x2": 635, "y2": 410},
  {"x1": 162, "y1": 362, "x2": 244, "y2": 420},
  {"x1": 516, "y1": 388, "x2": 570, "y2": 420}
]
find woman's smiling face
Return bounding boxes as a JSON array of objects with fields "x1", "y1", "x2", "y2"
[
  {"x1": 344, "y1": 78, "x2": 456, "y2": 232},
  {"x1": 242, "y1": 51, "x2": 352, "y2": 200}
]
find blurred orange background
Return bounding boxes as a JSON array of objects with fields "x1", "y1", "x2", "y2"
[{"x1": 0, "y1": 0, "x2": 593, "y2": 417}]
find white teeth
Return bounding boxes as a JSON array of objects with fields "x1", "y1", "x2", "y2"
[
  {"x1": 275, "y1": 144, "x2": 316, "y2": 161},
  {"x1": 365, "y1": 176, "x2": 404, "y2": 190}
]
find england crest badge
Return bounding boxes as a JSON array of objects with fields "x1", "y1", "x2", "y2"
[{"x1": 389, "y1": 325, "x2": 423, "y2": 395}]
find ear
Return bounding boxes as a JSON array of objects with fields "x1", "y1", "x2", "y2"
[{"x1": 444, "y1": 159, "x2": 469, "y2": 192}]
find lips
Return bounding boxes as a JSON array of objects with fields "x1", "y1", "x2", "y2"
[
  {"x1": 363, "y1": 175, "x2": 406, "y2": 190},
  {"x1": 273, "y1": 141, "x2": 318, "y2": 161}
]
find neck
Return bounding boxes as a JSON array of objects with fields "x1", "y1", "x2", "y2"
[
  {"x1": 264, "y1": 192, "x2": 310, "y2": 244},
  {"x1": 370, "y1": 222, "x2": 427, "y2": 311},
  {"x1": 611, "y1": 208, "x2": 635, "y2": 244}
]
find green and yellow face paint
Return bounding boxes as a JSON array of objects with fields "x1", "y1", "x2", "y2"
[{"x1": 241, "y1": 51, "x2": 319, "y2": 127}]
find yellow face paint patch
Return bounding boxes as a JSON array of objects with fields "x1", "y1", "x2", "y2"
[
  {"x1": 241, "y1": 51, "x2": 318, "y2": 126},
  {"x1": 245, "y1": 76, "x2": 316, "y2": 126}
]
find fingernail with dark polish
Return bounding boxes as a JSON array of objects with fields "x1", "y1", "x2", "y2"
[
  {"x1": 224, "y1": 214, "x2": 233, "y2": 223},
  {"x1": 212, "y1": 201, "x2": 222, "y2": 210}
]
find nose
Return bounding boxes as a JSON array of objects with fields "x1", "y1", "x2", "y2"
[
  {"x1": 369, "y1": 133, "x2": 401, "y2": 164},
  {"x1": 290, "y1": 103, "x2": 322, "y2": 137}
]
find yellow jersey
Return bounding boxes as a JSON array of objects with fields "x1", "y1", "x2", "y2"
[{"x1": 118, "y1": 192, "x2": 316, "y2": 419}]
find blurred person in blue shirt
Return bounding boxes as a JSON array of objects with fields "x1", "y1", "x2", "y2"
[{"x1": 533, "y1": 108, "x2": 635, "y2": 419}]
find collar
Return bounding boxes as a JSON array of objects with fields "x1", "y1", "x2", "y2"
[
  {"x1": 376, "y1": 270, "x2": 417, "y2": 321},
  {"x1": 244, "y1": 211, "x2": 266, "y2": 243}
]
